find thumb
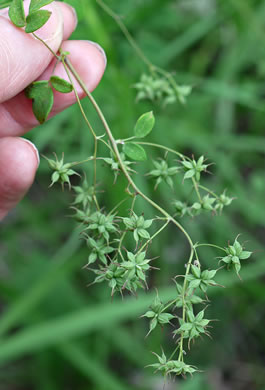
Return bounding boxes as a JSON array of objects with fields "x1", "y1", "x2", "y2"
[{"x1": 0, "y1": 0, "x2": 63, "y2": 103}]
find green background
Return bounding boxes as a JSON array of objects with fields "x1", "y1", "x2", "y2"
[{"x1": 0, "y1": 0, "x2": 265, "y2": 389}]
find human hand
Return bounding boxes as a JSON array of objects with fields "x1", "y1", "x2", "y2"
[{"x1": 0, "y1": 0, "x2": 106, "y2": 221}]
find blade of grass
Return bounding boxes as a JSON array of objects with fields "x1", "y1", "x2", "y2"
[
  {"x1": 0, "y1": 228, "x2": 82, "y2": 336},
  {"x1": 60, "y1": 342, "x2": 134, "y2": 390},
  {"x1": 158, "y1": 13, "x2": 221, "y2": 66}
]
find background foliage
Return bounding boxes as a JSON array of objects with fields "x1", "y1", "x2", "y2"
[{"x1": 0, "y1": 0, "x2": 265, "y2": 389}]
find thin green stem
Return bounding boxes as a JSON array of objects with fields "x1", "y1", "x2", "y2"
[
  {"x1": 168, "y1": 344, "x2": 180, "y2": 361},
  {"x1": 154, "y1": 66, "x2": 183, "y2": 99},
  {"x1": 198, "y1": 184, "x2": 218, "y2": 198},
  {"x1": 107, "y1": 197, "x2": 129, "y2": 217},
  {"x1": 61, "y1": 57, "x2": 113, "y2": 210},
  {"x1": 93, "y1": 195, "x2": 100, "y2": 211},
  {"x1": 117, "y1": 195, "x2": 137, "y2": 256},
  {"x1": 116, "y1": 136, "x2": 137, "y2": 144},
  {"x1": 65, "y1": 58, "x2": 194, "y2": 248},
  {"x1": 33, "y1": 33, "x2": 60, "y2": 59},
  {"x1": 93, "y1": 138, "x2": 98, "y2": 189},
  {"x1": 194, "y1": 247, "x2": 200, "y2": 264},
  {"x1": 96, "y1": 0, "x2": 153, "y2": 70},
  {"x1": 61, "y1": 58, "x2": 98, "y2": 185},
  {"x1": 195, "y1": 243, "x2": 227, "y2": 252},
  {"x1": 95, "y1": 0, "x2": 184, "y2": 94},
  {"x1": 136, "y1": 220, "x2": 170, "y2": 255},
  {"x1": 192, "y1": 178, "x2": 202, "y2": 203},
  {"x1": 161, "y1": 297, "x2": 178, "y2": 314},
  {"x1": 135, "y1": 141, "x2": 189, "y2": 161},
  {"x1": 130, "y1": 194, "x2": 137, "y2": 216},
  {"x1": 178, "y1": 248, "x2": 195, "y2": 361},
  {"x1": 70, "y1": 157, "x2": 94, "y2": 166}
]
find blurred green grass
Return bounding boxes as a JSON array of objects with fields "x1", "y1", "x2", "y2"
[{"x1": 0, "y1": 0, "x2": 265, "y2": 389}]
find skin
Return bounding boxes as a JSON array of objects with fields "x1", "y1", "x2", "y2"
[{"x1": 0, "y1": 0, "x2": 106, "y2": 220}]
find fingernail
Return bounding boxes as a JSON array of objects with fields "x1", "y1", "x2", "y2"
[
  {"x1": 31, "y1": 2, "x2": 63, "y2": 44},
  {"x1": 67, "y1": 4, "x2": 78, "y2": 30},
  {"x1": 21, "y1": 139, "x2": 40, "y2": 167},
  {"x1": 86, "y1": 40, "x2": 107, "y2": 67}
]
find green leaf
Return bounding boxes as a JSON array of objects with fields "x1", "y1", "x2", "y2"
[
  {"x1": 142, "y1": 311, "x2": 155, "y2": 318},
  {"x1": 190, "y1": 295, "x2": 203, "y2": 305},
  {"x1": 25, "y1": 9, "x2": 51, "y2": 33},
  {"x1": 88, "y1": 253, "x2": 97, "y2": 265},
  {"x1": 179, "y1": 323, "x2": 193, "y2": 332},
  {"x1": 207, "y1": 269, "x2": 217, "y2": 279},
  {"x1": 134, "y1": 111, "x2": 155, "y2": 138},
  {"x1": 25, "y1": 80, "x2": 54, "y2": 124},
  {"x1": 133, "y1": 229, "x2": 139, "y2": 242},
  {"x1": 29, "y1": 0, "x2": 54, "y2": 12},
  {"x1": 50, "y1": 76, "x2": 73, "y2": 93},
  {"x1": 123, "y1": 143, "x2": 147, "y2": 161},
  {"x1": 143, "y1": 220, "x2": 152, "y2": 229},
  {"x1": 8, "y1": 0, "x2": 25, "y2": 27},
  {"x1": 240, "y1": 251, "x2": 252, "y2": 260},
  {"x1": 195, "y1": 310, "x2": 204, "y2": 322},
  {"x1": 148, "y1": 318, "x2": 158, "y2": 334},
  {"x1": 137, "y1": 268, "x2": 146, "y2": 281},
  {"x1": 138, "y1": 229, "x2": 150, "y2": 240},
  {"x1": 51, "y1": 171, "x2": 59, "y2": 184},
  {"x1": 188, "y1": 279, "x2": 201, "y2": 290},
  {"x1": 234, "y1": 262, "x2": 241, "y2": 274},
  {"x1": 182, "y1": 161, "x2": 193, "y2": 169},
  {"x1": 158, "y1": 313, "x2": 174, "y2": 324},
  {"x1": 184, "y1": 169, "x2": 195, "y2": 180},
  {"x1": 191, "y1": 264, "x2": 201, "y2": 279}
]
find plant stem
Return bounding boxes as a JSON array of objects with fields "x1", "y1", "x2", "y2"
[
  {"x1": 96, "y1": 0, "x2": 153, "y2": 70},
  {"x1": 135, "y1": 141, "x2": 187, "y2": 160},
  {"x1": 117, "y1": 195, "x2": 136, "y2": 257},
  {"x1": 95, "y1": 0, "x2": 187, "y2": 101},
  {"x1": 61, "y1": 58, "x2": 98, "y2": 188},
  {"x1": 198, "y1": 184, "x2": 218, "y2": 198},
  {"x1": 71, "y1": 157, "x2": 94, "y2": 166},
  {"x1": 136, "y1": 220, "x2": 170, "y2": 255},
  {"x1": 33, "y1": 33, "x2": 60, "y2": 59},
  {"x1": 195, "y1": 243, "x2": 227, "y2": 252},
  {"x1": 192, "y1": 177, "x2": 202, "y2": 203},
  {"x1": 178, "y1": 248, "x2": 194, "y2": 361},
  {"x1": 64, "y1": 58, "x2": 195, "y2": 254}
]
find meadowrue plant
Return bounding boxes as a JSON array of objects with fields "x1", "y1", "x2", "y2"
[{"x1": 5, "y1": 0, "x2": 253, "y2": 380}]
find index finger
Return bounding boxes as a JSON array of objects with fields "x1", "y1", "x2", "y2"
[{"x1": 0, "y1": 0, "x2": 64, "y2": 103}]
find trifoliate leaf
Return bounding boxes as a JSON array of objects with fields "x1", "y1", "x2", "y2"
[
  {"x1": 25, "y1": 80, "x2": 54, "y2": 124},
  {"x1": 134, "y1": 111, "x2": 155, "y2": 138},
  {"x1": 8, "y1": 0, "x2": 26, "y2": 27},
  {"x1": 123, "y1": 143, "x2": 147, "y2": 161},
  {"x1": 50, "y1": 76, "x2": 73, "y2": 93},
  {"x1": 25, "y1": 9, "x2": 51, "y2": 33},
  {"x1": 29, "y1": 0, "x2": 54, "y2": 12}
]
